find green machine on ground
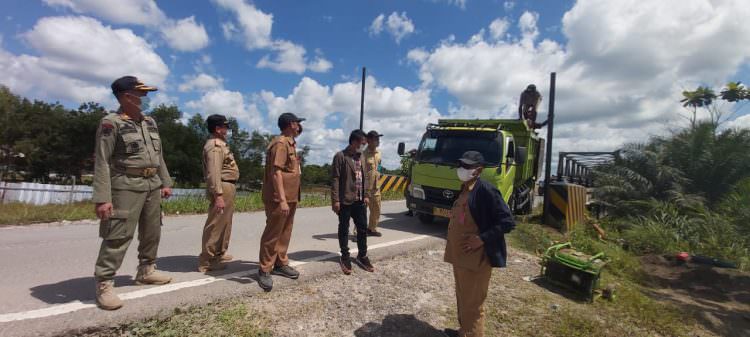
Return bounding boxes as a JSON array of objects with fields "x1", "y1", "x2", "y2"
[
  {"x1": 541, "y1": 242, "x2": 607, "y2": 301},
  {"x1": 398, "y1": 119, "x2": 544, "y2": 223}
]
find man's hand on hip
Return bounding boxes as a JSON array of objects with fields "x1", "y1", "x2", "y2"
[{"x1": 95, "y1": 202, "x2": 113, "y2": 220}]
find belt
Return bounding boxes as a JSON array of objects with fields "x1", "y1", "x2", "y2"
[
  {"x1": 221, "y1": 179, "x2": 237, "y2": 184},
  {"x1": 117, "y1": 167, "x2": 158, "y2": 178}
]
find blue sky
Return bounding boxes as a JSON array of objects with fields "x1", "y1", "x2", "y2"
[{"x1": 1, "y1": 0, "x2": 749, "y2": 168}]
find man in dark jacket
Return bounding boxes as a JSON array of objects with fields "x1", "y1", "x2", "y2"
[
  {"x1": 331, "y1": 129, "x2": 374, "y2": 274},
  {"x1": 443, "y1": 151, "x2": 515, "y2": 337}
]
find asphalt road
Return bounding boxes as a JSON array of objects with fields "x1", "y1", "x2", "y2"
[{"x1": 0, "y1": 200, "x2": 446, "y2": 337}]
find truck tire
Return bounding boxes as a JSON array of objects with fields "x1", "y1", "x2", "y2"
[{"x1": 418, "y1": 213, "x2": 434, "y2": 224}]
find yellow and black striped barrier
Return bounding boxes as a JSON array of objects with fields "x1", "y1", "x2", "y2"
[
  {"x1": 546, "y1": 182, "x2": 587, "y2": 232},
  {"x1": 377, "y1": 174, "x2": 408, "y2": 193}
]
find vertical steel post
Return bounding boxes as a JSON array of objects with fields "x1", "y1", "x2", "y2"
[
  {"x1": 542, "y1": 72, "x2": 556, "y2": 224},
  {"x1": 360, "y1": 67, "x2": 366, "y2": 130}
]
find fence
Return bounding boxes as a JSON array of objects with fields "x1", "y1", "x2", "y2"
[{"x1": 0, "y1": 182, "x2": 204, "y2": 205}]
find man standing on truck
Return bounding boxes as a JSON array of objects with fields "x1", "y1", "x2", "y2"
[{"x1": 518, "y1": 84, "x2": 542, "y2": 129}]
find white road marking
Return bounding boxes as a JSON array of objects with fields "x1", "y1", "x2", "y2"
[{"x1": 0, "y1": 235, "x2": 430, "y2": 323}]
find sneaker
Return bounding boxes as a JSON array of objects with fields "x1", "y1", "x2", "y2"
[
  {"x1": 95, "y1": 280, "x2": 123, "y2": 310},
  {"x1": 219, "y1": 254, "x2": 233, "y2": 262},
  {"x1": 257, "y1": 270, "x2": 273, "y2": 291},
  {"x1": 339, "y1": 256, "x2": 352, "y2": 275},
  {"x1": 366, "y1": 229, "x2": 382, "y2": 237},
  {"x1": 355, "y1": 256, "x2": 375, "y2": 272},
  {"x1": 272, "y1": 265, "x2": 300, "y2": 279}
]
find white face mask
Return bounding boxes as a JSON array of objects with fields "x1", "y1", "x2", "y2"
[
  {"x1": 357, "y1": 144, "x2": 367, "y2": 153},
  {"x1": 457, "y1": 167, "x2": 476, "y2": 182}
]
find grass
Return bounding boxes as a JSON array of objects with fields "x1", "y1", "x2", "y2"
[
  {"x1": 504, "y1": 220, "x2": 695, "y2": 337},
  {"x1": 0, "y1": 189, "x2": 406, "y2": 226},
  {"x1": 84, "y1": 302, "x2": 272, "y2": 337}
]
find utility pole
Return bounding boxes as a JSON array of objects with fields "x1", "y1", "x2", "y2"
[
  {"x1": 360, "y1": 67, "x2": 366, "y2": 130},
  {"x1": 542, "y1": 72, "x2": 556, "y2": 225}
]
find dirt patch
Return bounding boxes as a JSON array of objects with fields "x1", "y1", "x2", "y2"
[{"x1": 641, "y1": 255, "x2": 750, "y2": 337}]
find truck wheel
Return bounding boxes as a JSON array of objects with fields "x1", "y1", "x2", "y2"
[{"x1": 418, "y1": 213, "x2": 434, "y2": 224}]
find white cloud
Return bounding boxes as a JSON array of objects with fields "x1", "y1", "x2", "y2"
[
  {"x1": 212, "y1": 0, "x2": 273, "y2": 50},
  {"x1": 43, "y1": 0, "x2": 210, "y2": 52},
  {"x1": 178, "y1": 73, "x2": 223, "y2": 92},
  {"x1": 257, "y1": 40, "x2": 332, "y2": 74},
  {"x1": 725, "y1": 114, "x2": 750, "y2": 130},
  {"x1": 432, "y1": 0, "x2": 467, "y2": 9},
  {"x1": 369, "y1": 12, "x2": 415, "y2": 44},
  {"x1": 161, "y1": 16, "x2": 209, "y2": 52},
  {"x1": 489, "y1": 18, "x2": 509, "y2": 40},
  {"x1": 213, "y1": 0, "x2": 331, "y2": 73},
  {"x1": 151, "y1": 92, "x2": 178, "y2": 107},
  {"x1": 186, "y1": 89, "x2": 264, "y2": 130},
  {"x1": 0, "y1": 16, "x2": 168, "y2": 107},
  {"x1": 43, "y1": 0, "x2": 166, "y2": 26},
  {"x1": 408, "y1": 0, "x2": 750, "y2": 170},
  {"x1": 258, "y1": 76, "x2": 439, "y2": 167}
]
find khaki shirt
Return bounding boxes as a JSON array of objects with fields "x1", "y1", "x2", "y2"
[
  {"x1": 202, "y1": 136, "x2": 240, "y2": 195},
  {"x1": 262, "y1": 135, "x2": 301, "y2": 203},
  {"x1": 92, "y1": 112, "x2": 172, "y2": 203},
  {"x1": 364, "y1": 148, "x2": 381, "y2": 196}
]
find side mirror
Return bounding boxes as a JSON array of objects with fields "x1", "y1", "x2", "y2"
[
  {"x1": 515, "y1": 146, "x2": 527, "y2": 164},
  {"x1": 397, "y1": 142, "x2": 405, "y2": 156}
]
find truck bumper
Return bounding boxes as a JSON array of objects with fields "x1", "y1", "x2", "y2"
[{"x1": 405, "y1": 195, "x2": 452, "y2": 219}]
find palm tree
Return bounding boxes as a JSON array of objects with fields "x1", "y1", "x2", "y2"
[
  {"x1": 680, "y1": 86, "x2": 718, "y2": 127},
  {"x1": 719, "y1": 81, "x2": 747, "y2": 102},
  {"x1": 592, "y1": 142, "x2": 700, "y2": 217}
]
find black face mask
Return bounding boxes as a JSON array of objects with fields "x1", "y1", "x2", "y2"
[{"x1": 298, "y1": 124, "x2": 303, "y2": 135}]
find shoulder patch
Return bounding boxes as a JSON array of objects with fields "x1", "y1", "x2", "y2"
[{"x1": 101, "y1": 122, "x2": 114, "y2": 137}]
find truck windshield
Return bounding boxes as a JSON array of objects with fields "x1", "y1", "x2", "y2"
[{"x1": 416, "y1": 133, "x2": 502, "y2": 166}]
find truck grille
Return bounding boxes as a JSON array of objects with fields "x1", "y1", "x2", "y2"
[{"x1": 423, "y1": 186, "x2": 460, "y2": 207}]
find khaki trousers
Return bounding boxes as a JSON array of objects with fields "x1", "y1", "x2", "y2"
[
  {"x1": 199, "y1": 182, "x2": 236, "y2": 267},
  {"x1": 367, "y1": 193, "x2": 381, "y2": 231},
  {"x1": 259, "y1": 202, "x2": 297, "y2": 273},
  {"x1": 94, "y1": 188, "x2": 162, "y2": 281},
  {"x1": 453, "y1": 260, "x2": 493, "y2": 337}
]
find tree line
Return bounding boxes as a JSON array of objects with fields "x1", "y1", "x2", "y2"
[{"x1": 0, "y1": 86, "x2": 334, "y2": 188}]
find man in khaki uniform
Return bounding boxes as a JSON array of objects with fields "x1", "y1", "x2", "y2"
[
  {"x1": 198, "y1": 114, "x2": 240, "y2": 272},
  {"x1": 92, "y1": 76, "x2": 173, "y2": 310},
  {"x1": 257, "y1": 112, "x2": 305, "y2": 291},
  {"x1": 364, "y1": 130, "x2": 383, "y2": 237}
]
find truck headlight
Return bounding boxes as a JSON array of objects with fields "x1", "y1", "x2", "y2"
[{"x1": 410, "y1": 184, "x2": 426, "y2": 200}]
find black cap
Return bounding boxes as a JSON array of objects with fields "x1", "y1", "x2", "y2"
[
  {"x1": 111, "y1": 76, "x2": 157, "y2": 95},
  {"x1": 278, "y1": 112, "x2": 305, "y2": 130},
  {"x1": 458, "y1": 151, "x2": 485, "y2": 166},
  {"x1": 366, "y1": 130, "x2": 383, "y2": 139},
  {"x1": 206, "y1": 114, "x2": 229, "y2": 132},
  {"x1": 526, "y1": 84, "x2": 536, "y2": 91}
]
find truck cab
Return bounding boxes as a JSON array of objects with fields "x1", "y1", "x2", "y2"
[{"x1": 398, "y1": 119, "x2": 543, "y2": 223}]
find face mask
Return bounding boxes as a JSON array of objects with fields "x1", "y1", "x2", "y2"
[
  {"x1": 139, "y1": 96, "x2": 151, "y2": 112},
  {"x1": 297, "y1": 124, "x2": 303, "y2": 136},
  {"x1": 457, "y1": 167, "x2": 476, "y2": 182},
  {"x1": 357, "y1": 144, "x2": 367, "y2": 153}
]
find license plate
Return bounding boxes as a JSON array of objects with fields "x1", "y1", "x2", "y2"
[{"x1": 433, "y1": 207, "x2": 452, "y2": 218}]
